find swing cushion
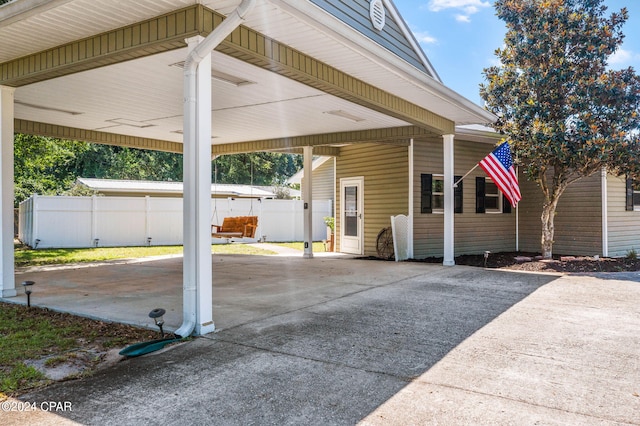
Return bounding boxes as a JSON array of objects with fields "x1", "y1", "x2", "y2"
[{"x1": 212, "y1": 216, "x2": 258, "y2": 239}]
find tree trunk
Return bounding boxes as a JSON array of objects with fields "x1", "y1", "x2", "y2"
[
  {"x1": 540, "y1": 202, "x2": 555, "y2": 259},
  {"x1": 540, "y1": 188, "x2": 563, "y2": 259}
]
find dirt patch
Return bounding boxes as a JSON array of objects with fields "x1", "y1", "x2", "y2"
[{"x1": 413, "y1": 251, "x2": 640, "y2": 273}]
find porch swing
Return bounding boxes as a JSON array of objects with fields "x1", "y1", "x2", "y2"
[{"x1": 211, "y1": 155, "x2": 259, "y2": 240}]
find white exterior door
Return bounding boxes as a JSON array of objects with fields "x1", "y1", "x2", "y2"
[{"x1": 340, "y1": 177, "x2": 363, "y2": 254}]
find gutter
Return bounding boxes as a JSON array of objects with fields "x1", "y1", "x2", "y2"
[{"x1": 175, "y1": 0, "x2": 257, "y2": 338}]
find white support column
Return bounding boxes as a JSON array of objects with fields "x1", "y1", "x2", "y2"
[
  {"x1": 408, "y1": 138, "x2": 414, "y2": 259},
  {"x1": 0, "y1": 86, "x2": 16, "y2": 297},
  {"x1": 443, "y1": 134, "x2": 455, "y2": 266},
  {"x1": 182, "y1": 36, "x2": 214, "y2": 336},
  {"x1": 302, "y1": 145, "x2": 313, "y2": 258}
]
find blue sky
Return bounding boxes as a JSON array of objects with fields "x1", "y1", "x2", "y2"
[{"x1": 392, "y1": 0, "x2": 640, "y2": 106}]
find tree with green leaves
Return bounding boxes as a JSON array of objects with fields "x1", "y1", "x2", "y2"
[
  {"x1": 481, "y1": 0, "x2": 640, "y2": 258},
  {"x1": 14, "y1": 134, "x2": 303, "y2": 206},
  {"x1": 14, "y1": 136, "x2": 185, "y2": 206},
  {"x1": 213, "y1": 153, "x2": 302, "y2": 185},
  {"x1": 13, "y1": 134, "x2": 88, "y2": 205}
]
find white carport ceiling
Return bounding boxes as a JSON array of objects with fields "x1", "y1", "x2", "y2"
[{"x1": 14, "y1": 48, "x2": 408, "y2": 145}]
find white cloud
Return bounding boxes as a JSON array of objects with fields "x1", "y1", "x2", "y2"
[
  {"x1": 428, "y1": 0, "x2": 490, "y2": 22},
  {"x1": 414, "y1": 31, "x2": 438, "y2": 45},
  {"x1": 428, "y1": 0, "x2": 490, "y2": 12},
  {"x1": 609, "y1": 47, "x2": 634, "y2": 66}
]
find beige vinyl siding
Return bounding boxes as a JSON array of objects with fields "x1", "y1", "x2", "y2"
[
  {"x1": 301, "y1": 158, "x2": 335, "y2": 214},
  {"x1": 335, "y1": 143, "x2": 408, "y2": 256},
  {"x1": 607, "y1": 174, "x2": 640, "y2": 257},
  {"x1": 518, "y1": 173, "x2": 602, "y2": 255},
  {"x1": 412, "y1": 137, "x2": 516, "y2": 258}
]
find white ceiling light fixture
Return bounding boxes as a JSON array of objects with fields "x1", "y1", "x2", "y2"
[
  {"x1": 106, "y1": 118, "x2": 156, "y2": 128},
  {"x1": 323, "y1": 110, "x2": 365, "y2": 123},
  {"x1": 15, "y1": 100, "x2": 83, "y2": 116},
  {"x1": 172, "y1": 130, "x2": 219, "y2": 139},
  {"x1": 169, "y1": 62, "x2": 255, "y2": 87}
]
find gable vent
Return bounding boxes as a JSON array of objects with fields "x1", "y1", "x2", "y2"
[{"x1": 370, "y1": 0, "x2": 386, "y2": 31}]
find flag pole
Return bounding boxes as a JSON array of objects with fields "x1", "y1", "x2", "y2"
[{"x1": 453, "y1": 164, "x2": 479, "y2": 187}]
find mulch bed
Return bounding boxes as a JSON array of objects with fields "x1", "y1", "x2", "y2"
[{"x1": 413, "y1": 251, "x2": 640, "y2": 273}]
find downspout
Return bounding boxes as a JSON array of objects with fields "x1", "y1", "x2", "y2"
[
  {"x1": 601, "y1": 167, "x2": 608, "y2": 257},
  {"x1": 176, "y1": 0, "x2": 257, "y2": 338}
]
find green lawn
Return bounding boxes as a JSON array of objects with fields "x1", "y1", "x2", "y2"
[{"x1": 14, "y1": 241, "x2": 328, "y2": 267}]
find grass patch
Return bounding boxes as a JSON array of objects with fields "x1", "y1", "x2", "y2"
[
  {"x1": 14, "y1": 245, "x2": 183, "y2": 267},
  {"x1": 0, "y1": 363, "x2": 47, "y2": 395},
  {"x1": 15, "y1": 243, "x2": 276, "y2": 267},
  {"x1": 0, "y1": 303, "x2": 158, "y2": 395}
]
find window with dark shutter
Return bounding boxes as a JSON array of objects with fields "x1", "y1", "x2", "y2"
[
  {"x1": 626, "y1": 178, "x2": 640, "y2": 211},
  {"x1": 421, "y1": 174, "x2": 462, "y2": 214},
  {"x1": 477, "y1": 177, "x2": 506, "y2": 213}
]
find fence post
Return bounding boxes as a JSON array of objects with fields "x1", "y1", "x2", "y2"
[
  {"x1": 145, "y1": 196, "x2": 151, "y2": 245},
  {"x1": 32, "y1": 194, "x2": 39, "y2": 247},
  {"x1": 91, "y1": 195, "x2": 98, "y2": 246}
]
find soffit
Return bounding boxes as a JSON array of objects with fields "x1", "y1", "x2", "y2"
[
  {"x1": 13, "y1": 47, "x2": 408, "y2": 145},
  {"x1": 0, "y1": 0, "x2": 195, "y2": 62}
]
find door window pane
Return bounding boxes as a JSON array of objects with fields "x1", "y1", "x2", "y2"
[{"x1": 345, "y1": 186, "x2": 358, "y2": 237}]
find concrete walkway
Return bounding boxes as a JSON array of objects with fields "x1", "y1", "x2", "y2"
[{"x1": 3, "y1": 256, "x2": 640, "y2": 425}]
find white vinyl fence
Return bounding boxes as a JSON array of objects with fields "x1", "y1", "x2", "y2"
[{"x1": 18, "y1": 195, "x2": 332, "y2": 249}]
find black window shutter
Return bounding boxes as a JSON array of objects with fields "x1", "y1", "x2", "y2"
[
  {"x1": 421, "y1": 174, "x2": 432, "y2": 213},
  {"x1": 626, "y1": 178, "x2": 634, "y2": 211},
  {"x1": 476, "y1": 177, "x2": 485, "y2": 213},
  {"x1": 502, "y1": 194, "x2": 511, "y2": 213},
  {"x1": 454, "y1": 176, "x2": 463, "y2": 214}
]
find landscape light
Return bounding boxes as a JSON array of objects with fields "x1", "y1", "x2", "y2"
[
  {"x1": 484, "y1": 251, "x2": 491, "y2": 268},
  {"x1": 148, "y1": 308, "x2": 166, "y2": 338},
  {"x1": 22, "y1": 280, "x2": 35, "y2": 307}
]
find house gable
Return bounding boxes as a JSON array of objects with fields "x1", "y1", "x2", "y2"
[{"x1": 309, "y1": 0, "x2": 439, "y2": 80}]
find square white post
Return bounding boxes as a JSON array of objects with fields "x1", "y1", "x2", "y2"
[
  {"x1": 443, "y1": 134, "x2": 455, "y2": 266},
  {"x1": 303, "y1": 146, "x2": 313, "y2": 258},
  {"x1": 0, "y1": 86, "x2": 16, "y2": 297},
  {"x1": 183, "y1": 36, "x2": 214, "y2": 335}
]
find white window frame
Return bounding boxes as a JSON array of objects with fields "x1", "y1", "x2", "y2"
[
  {"x1": 432, "y1": 174, "x2": 444, "y2": 214},
  {"x1": 484, "y1": 178, "x2": 503, "y2": 214}
]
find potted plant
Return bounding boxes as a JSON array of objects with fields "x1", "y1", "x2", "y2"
[{"x1": 323, "y1": 216, "x2": 335, "y2": 252}]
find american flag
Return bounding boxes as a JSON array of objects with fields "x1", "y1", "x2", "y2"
[{"x1": 479, "y1": 142, "x2": 521, "y2": 208}]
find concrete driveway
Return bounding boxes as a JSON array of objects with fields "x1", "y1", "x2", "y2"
[{"x1": 4, "y1": 251, "x2": 640, "y2": 425}]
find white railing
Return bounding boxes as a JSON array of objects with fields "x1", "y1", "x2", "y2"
[{"x1": 18, "y1": 195, "x2": 332, "y2": 248}]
